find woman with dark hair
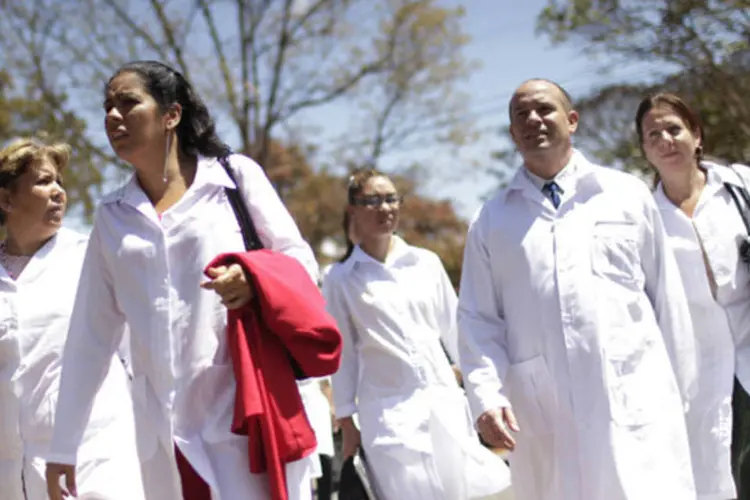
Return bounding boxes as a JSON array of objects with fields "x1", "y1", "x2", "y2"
[
  {"x1": 0, "y1": 137, "x2": 143, "y2": 500},
  {"x1": 635, "y1": 91, "x2": 750, "y2": 499},
  {"x1": 322, "y1": 169, "x2": 512, "y2": 500},
  {"x1": 44, "y1": 61, "x2": 319, "y2": 500}
]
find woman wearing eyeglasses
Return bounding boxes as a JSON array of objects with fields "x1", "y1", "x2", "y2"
[
  {"x1": 322, "y1": 169, "x2": 512, "y2": 500},
  {"x1": 635, "y1": 92, "x2": 750, "y2": 499}
]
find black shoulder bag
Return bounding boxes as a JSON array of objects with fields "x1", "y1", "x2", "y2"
[
  {"x1": 723, "y1": 164, "x2": 750, "y2": 266},
  {"x1": 217, "y1": 155, "x2": 307, "y2": 380},
  {"x1": 218, "y1": 155, "x2": 264, "y2": 251}
]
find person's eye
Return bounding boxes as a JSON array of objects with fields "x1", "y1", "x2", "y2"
[{"x1": 669, "y1": 125, "x2": 682, "y2": 136}]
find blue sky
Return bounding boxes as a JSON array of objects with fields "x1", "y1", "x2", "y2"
[
  {"x1": 64, "y1": 0, "x2": 667, "y2": 231},
  {"x1": 374, "y1": 0, "x2": 667, "y2": 218}
]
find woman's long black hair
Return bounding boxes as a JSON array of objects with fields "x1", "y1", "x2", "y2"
[{"x1": 108, "y1": 61, "x2": 231, "y2": 159}]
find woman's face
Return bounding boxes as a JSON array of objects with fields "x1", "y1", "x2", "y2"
[
  {"x1": 1, "y1": 157, "x2": 67, "y2": 239},
  {"x1": 349, "y1": 176, "x2": 400, "y2": 240},
  {"x1": 104, "y1": 71, "x2": 168, "y2": 165},
  {"x1": 640, "y1": 105, "x2": 701, "y2": 175}
]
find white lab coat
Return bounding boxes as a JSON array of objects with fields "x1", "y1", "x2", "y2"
[
  {"x1": 48, "y1": 155, "x2": 317, "y2": 500},
  {"x1": 0, "y1": 228, "x2": 143, "y2": 500},
  {"x1": 298, "y1": 378, "x2": 334, "y2": 478},
  {"x1": 323, "y1": 237, "x2": 512, "y2": 500},
  {"x1": 458, "y1": 151, "x2": 697, "y2": 500},
  {"x1": 655, "y1": 161, "x2": 750, "y2": 500}
]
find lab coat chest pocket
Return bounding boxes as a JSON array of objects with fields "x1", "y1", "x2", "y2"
[
  {"x1": 591, "y1": 221, "x2": 643, "y2": 289},
  {"x1": 506, "y1": 356, "x2": 557, "y2": 437}
]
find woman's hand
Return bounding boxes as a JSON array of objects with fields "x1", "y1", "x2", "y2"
[
  {"x1": 339, "y1": 417, "x2": 361, "y2": 459},
  {"x1": 200, "y1": 263, "x2": 254, "y2": 309},
  {"x1": 46, "y1": 463, "x2": 77, "y2": 500}
]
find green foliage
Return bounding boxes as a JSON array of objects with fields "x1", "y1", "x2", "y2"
[
  {"x1": 490, "y1": 0, "x2": 750, "y2": 182},
  {"x1": 0, "y1": 0, "x2": 474, "y2": 272},
  {"x1": 0, "y1": 71, "x2": 107, "y2": 221}
]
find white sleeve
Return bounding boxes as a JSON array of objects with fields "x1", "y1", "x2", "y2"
[
  {"x1": 433, "y1": 253, "x2": 460, "y2": 365},
  {"x1": 0, "y1": 458, "x2": 23, "y2": 500},
  {"x1": 641, "y1": 190, "x2": 697, "y2": 406},
  {"x1": 230, "y1": 154, "x2": 319, "y2": 282},
  {"x1": 0, "y1": 389, "x2": 23, "y2": 497},
  {"x1": 457, "y1": 208, "x2": 512, "y2": 422},
  {"x1": 322, "y1": 270, "x2": 359, "y2": 418},
  {"x1": 46, "y1": 217, "x2": 127, "y2": 465}
]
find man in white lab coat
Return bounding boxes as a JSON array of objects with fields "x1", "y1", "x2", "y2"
[{"x1": 457, "y1": 79, "x2": 698, "y2": 500}]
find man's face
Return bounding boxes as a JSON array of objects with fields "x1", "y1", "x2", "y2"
[{"x1": 509, "y1": 81, "x2": 578, "y2": 160}]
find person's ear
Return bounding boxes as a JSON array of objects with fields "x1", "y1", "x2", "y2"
[
  {"x1": 0, "y1": 188, "x2": 13, "y2": 214},
  {"x1": 164, "y1": 103, "x2": 183, "y2": 132},
  {"x1": 567, "y1": 109, "x2": 579, "y2": 134}
]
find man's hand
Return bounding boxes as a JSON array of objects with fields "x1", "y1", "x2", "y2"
[
  {"x1": 477, "y1": 406, "x2": 520, "y2": 451},
  {"x1": 338, "y1": 416, "x2": 361, "y2": 459},
  {"x1": 201, "y1": 263, "x2": 254, "y2": 309},
  {"x1": 46, "y1": 463, "x2": 77, "y2": 500}
]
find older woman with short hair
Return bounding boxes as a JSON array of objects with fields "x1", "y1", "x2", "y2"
[{"x1": 0, "y1": 137, "x2": 144, "y2": 500}]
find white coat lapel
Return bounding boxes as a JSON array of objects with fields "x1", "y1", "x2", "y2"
[{"x1": 506, "y1": 167, "x2": 549, "y2": 210}]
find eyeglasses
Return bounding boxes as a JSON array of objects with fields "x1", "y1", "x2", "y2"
[{"x1": 351, "y1": 194, "x2": 402, "y2": 208}]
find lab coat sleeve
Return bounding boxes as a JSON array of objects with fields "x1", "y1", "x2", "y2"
[
  {"x1": 457, "y1": 208, "x2": 512, "y2": 422},
  {"x1": 231, "y1": 154, "x2": 319, "y2": 283},
  {"x1": 45, "y1": 220, "x2": 127, "y2": 465},
  {"x1": 433, "y1": 253, "x2": 460, "y2": 366},
  {"x1": 0, "y1": 459, "x2": 23, "y2": 500},
  {"x1": 0, "y1": 394, "x2": 23, "y2": 497},
  {"x1": 640, "y1": 191, "x2": 697, "y2": 406},
  {"x1": 322, "y1": 270, "x2": 359, "y2": 419}
]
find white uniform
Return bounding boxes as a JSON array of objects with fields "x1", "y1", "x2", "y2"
[
  {"x1": 298, "y1": 378, "x2": 334, "y2": 478},
  {"x1": 655, "y1": 161, "x2": 750, "y2": 500},
  {"x1": 323, "y1": 237, "x2": 512, "y2": 500},
  {"x1": 47, "y1": 155, "x2": 317, "y2": 500},
  {"x1": 458, "y1": 150, "x2": 697, "y2": 500},
  {"x1": 0, "y1": 228, "x2": 143, "y2": 500}
]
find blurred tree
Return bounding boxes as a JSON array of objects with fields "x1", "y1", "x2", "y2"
[
  {"x1": 268, "y1": 138, "x2": 467, "y2": 287},
  {"x1": 493, "y1": 1, "x2": 750, "y2": 187},
  {"x1": 396, "y1": 174, "x2": 467, "y2": 287},
  {"x1": 533, "y1": 0, "x2": 750, "y2": 168},
  {"x1": 0, "y1": 0, "x2": 474, "y2": 203},
  {"x1": 0, "y1": 70, "x2": 108, "y2": 220}
]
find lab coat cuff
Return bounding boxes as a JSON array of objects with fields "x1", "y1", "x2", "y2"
[
  {"x1": 334, "y1": 402, "x2": 358, "y2": 419},
  {"x1": 469, "y1": 390, "x2": 511, "y2": 423},
  {"x1": 39, "y1": 451, "x2": 77, "y2": 466}
]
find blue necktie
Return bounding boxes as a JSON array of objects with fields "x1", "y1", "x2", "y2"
[{"x1": 543, "y1": 181, "x2": 561, "y2": 209}]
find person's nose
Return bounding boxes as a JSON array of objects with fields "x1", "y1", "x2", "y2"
[
  {"x1": 105, "y1": 106, "x2": 123, "y2": 124},
  {"x1": 51, "y1": 183, "x2": 66, "y2": 201},
  {"x1": 656, "y1": 130, "x2": 675, "y2": 148},
  {"x1": 526, "y1": 110, "x2": 543, "y2": 125}
]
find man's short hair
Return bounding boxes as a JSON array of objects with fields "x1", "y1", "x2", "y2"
[{"x1": 508, "y1": 79, "x2": 574, "y2": 119}]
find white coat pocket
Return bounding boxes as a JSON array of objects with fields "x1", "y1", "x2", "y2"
[
  {"x1": 591, "y1": 221, "x2": 643, "y2": 289},
  {"x1": 505, "y1": 355, "x2": 557, "y2": 438},
  {"x1": 603, "y1": 332, "x2": 660, "y2": 427}
]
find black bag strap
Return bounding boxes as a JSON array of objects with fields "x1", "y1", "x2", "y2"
[
  {"x1": 723, "y1": 165, "x2": 750, "y2": 236},
  {"x1": 219, "y1": 155, "x2": 307, "y2": 380},
  {"x1": 724, "y1": 182, "x2": 750, "y2": 236},
  {"x1": 218, "y1": 155, "x2": 264, "y2": 251}
]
